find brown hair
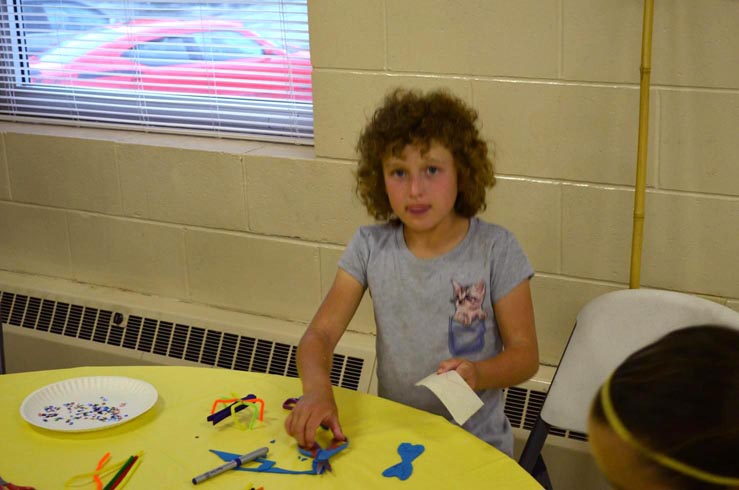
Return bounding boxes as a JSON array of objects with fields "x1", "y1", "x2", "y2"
[
  {"x1": 591, "y1": 325, "x2": 739, "y2": 490},
  {"x1": 355, "y1": 88, "x2": 495, "y2": 222}
]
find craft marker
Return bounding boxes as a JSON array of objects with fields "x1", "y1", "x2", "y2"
[{"x1": 192, "y1": 447, "x2": 269, "y2": 485}]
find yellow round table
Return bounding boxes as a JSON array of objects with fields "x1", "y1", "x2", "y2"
[{"x1": 0, "y1": 366, "x2": 542, "y2": 489}]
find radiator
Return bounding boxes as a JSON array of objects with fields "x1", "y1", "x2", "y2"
[{"x1": 0, "y1": 270, "x2": 375, "y2": 391}]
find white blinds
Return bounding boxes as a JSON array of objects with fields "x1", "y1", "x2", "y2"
[{"x1": 0, "y1": 0, "x2": 312, "y2": 143}]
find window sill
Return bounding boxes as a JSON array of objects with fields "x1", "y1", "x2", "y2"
[{"x1": 0, "y1": 122, "x2": 316, "y2": 161}]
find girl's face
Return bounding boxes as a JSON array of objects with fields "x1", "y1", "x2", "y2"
[
  {"x1": 587, "y1": 416, "x2": 671, "y2": 490},
  {"x1": 382, "y1": 141, "x2": 461, "y2": 237}
]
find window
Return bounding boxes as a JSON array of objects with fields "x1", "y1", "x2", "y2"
[
  {"x1": 21, "y1": 1, "x2": 112, "y2": 48},
  {"x1": 0, "y1": 0, "x2": 312, "y2": 143},
  {"x1": 126, "y1": 37, "x2": 195, "y2": 66}
]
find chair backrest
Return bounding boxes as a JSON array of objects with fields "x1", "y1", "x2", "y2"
[{"x1": 540, "y1": 288, "x2": 739, "y2": 434}]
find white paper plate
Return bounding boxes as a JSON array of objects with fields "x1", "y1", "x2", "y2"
[{"x1": 20, "y1": 376, "x2": 158, "y2": 432}]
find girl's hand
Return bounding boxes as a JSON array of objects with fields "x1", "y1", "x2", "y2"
[
  {"x1": 284, "y1": 391, "x2": 345, "y2": 449},
  {"x1": 437, "y1": 358, "x2": 479, "y2": 390}
]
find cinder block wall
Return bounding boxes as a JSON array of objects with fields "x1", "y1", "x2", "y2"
[{"x1": 1, "y1": 0, "x2": 738, "y2": 368}]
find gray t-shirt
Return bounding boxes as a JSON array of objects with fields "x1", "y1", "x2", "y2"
[{"x1": 338, "y1": 217, "x2": 534, "y2": 457}]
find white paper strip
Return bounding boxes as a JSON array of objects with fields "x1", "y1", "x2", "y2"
[{"x1": 415, "y1": 370, "x2": 484, "y2": 425}]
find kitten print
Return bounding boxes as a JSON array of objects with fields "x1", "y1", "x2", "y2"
[{"x1": 452, "y1": 280, "x2": 487, "y2": 325}]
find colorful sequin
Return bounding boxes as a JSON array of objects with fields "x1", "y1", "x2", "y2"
[{"x1": 37, "y1": 397, "x2": 128, "y2": 426}]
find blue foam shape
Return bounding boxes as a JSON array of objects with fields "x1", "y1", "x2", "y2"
[{"x1": 382, "y1": 443, "x2": 425, "y2": 481}]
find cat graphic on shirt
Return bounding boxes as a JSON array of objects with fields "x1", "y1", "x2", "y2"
[{"x1": 452, "y1": 280, "x2": 487, "y2": 326}]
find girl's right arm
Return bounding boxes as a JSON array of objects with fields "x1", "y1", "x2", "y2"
[{"x1": 284, "y1": 268, "x2": 365, "y2": 448}]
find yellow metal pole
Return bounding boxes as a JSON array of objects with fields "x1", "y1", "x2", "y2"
[{"x1": 629, "y1": 0, "x2": 655, "y2": 289}]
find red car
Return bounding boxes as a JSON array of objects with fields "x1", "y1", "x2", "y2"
[{"x1": 30, "y1": 19, "x2": 312, "y2": 101}]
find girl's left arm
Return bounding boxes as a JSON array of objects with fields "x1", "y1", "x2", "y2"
[{"x1": 438, "y1": 279, "x2": 539, "y2": 390}]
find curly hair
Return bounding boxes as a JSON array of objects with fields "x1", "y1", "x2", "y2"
[{"x1": 355, "y1": 88, "x2": 495, "y2": 222}]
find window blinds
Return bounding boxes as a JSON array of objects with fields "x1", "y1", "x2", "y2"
[{"x1": 0, "y1": 0, "x2": 312, "y2": 143}]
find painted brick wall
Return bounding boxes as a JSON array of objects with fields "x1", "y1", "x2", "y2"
[{"x1": 1, "y1": 0, "x2": 738, "y2": 365}]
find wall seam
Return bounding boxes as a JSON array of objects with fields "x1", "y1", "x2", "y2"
[
  {"x1": 1, "y1": 132, "x2": 12, "y2": 200},
  {"x1": 558, "y1": 0, "x2": 564, "y2": 79}
]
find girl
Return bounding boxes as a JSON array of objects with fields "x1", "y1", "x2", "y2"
[
  {"x1": 589, "y1": 325, "x2": 739, "y2": 490},
  {"x1": 285, "y1": 88, "x2": 539, "y2": 457}
]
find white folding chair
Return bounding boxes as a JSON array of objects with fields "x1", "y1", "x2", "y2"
[
  {"x1": 518, "y1": 288, "x2": 739, "y2": 488},
  {"x1": 0, "y1": 317, "x2": 5, "y2": 375}
]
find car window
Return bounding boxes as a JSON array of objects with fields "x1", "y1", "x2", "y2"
[
  {"x1": 39, "y1": 29, "x2": 121, "y2": 63},
  {"x1": 124, "y1": 36, "x2": 195, "y2": 66},
  {"x1": 196, "y1": 31, "x2": 266, "y2": 62}
]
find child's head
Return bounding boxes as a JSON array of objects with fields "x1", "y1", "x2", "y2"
[
  {"x1": 355, "y1": 88, "x2": 495, "y2": 222},
  {"x1": 588, "y1": 325, "x2": 739, "y2": 490}
]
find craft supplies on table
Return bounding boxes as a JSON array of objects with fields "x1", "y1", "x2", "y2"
[
  {"x1": 2, "y1": 365, "x2": 541, "y2": 489},
  {"x1": 207, "y1": 393, "x2": 265, "y2": 429},
  {"x1": 19, "y1": 376, "x2": 158, "y2": 432},
  {"x1": 192, "y1": 447, "x2": 269, "y2": 485},
  {"x1": 63, "y1": 451, "x2": 144, "y2": 490},
  {"x1": 298, "y1": 437, "x2": 349, "y2": 475},
  {"x1": 0, "y1": 475, "x2": 35, "y2": 490}
]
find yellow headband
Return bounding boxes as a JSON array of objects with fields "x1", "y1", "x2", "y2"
[{"x1": 599, "y1": 376, "x2": 739, "y2": 486}]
